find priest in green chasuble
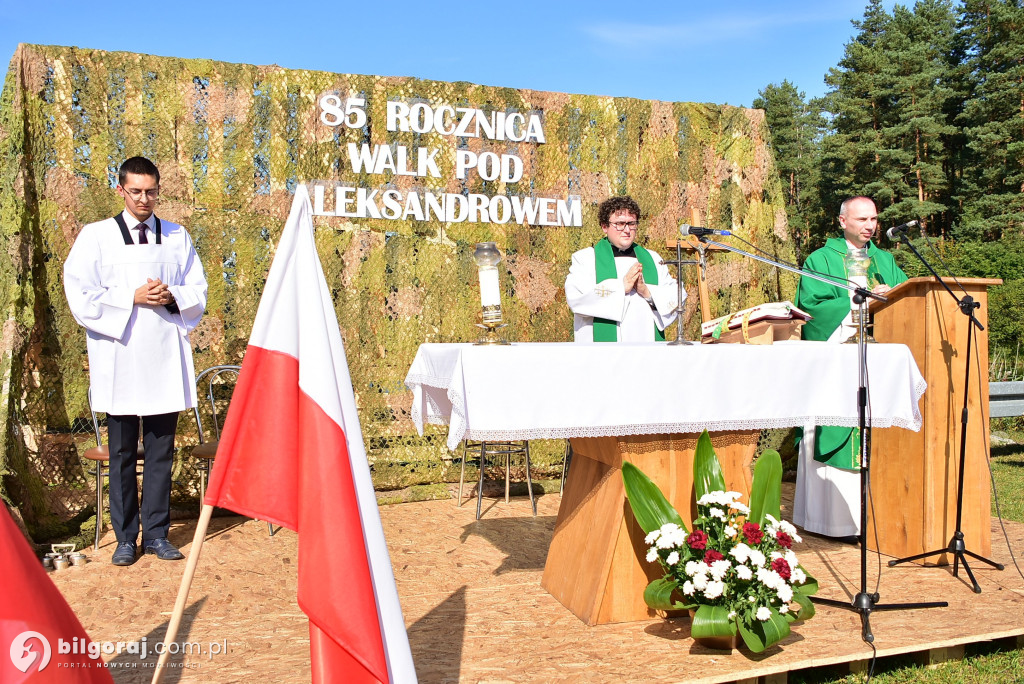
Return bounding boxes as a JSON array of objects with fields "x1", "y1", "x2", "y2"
[
  {"x1": 565, "y1": 196, "x2": 681, "y2": 342},
  {"x1": 793, "y1": 196, "x2": 908, "y2": 537}
]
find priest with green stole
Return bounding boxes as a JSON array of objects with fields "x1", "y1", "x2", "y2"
[
  {"x1": 565, "y1": 196, "x2": 680, "y2": 342},
  {"x1": 793, "y1": 196, "x2": 908, "y2": 538}
]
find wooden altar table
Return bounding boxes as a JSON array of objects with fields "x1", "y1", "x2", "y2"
[{"x1": 405, "y1": 342, "x2": 926, "y2": 624}]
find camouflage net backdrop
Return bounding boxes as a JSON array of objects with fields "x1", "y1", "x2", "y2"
[{"x1": 0, "y1": 44, "x2": 795, "y2": 542}]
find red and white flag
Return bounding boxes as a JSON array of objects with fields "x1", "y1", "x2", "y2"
[
  {"x1": 0, "y1": 505, "x2": 114, "y2": 683},
  {"x1": 203, "y1": 185, "x2": 416, "y2": 683}
]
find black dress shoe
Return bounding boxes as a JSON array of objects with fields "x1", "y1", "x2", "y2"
[
  {"x1": 143, "y1": 537, "x2": 185, "y2": 560},
  {"x1": 111, "y1": 541, "x2": 138, "y2": 566}
]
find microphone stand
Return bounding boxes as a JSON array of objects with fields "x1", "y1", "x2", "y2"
[
  {"x1": 884, "y1": 232, "x2": 1004, "y2": 592},
  {"x1": 662, "y1": 239, "x2": 699, "y2": 345},
  {"x1": 694, "y1": 234, "x2": 947, "y2": 642}
]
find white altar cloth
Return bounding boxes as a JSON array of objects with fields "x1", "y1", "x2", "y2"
[{"x1": 404, "y1": 341, "x2": 926, "y2": 451}]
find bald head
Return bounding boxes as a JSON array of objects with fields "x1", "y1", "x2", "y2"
[{"x1": 839, "y1": 197, "x2": 878, "y2": 248}]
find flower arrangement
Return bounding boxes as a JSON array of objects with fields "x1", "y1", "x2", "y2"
[{"x1": 623, "y1": 430, "x2": 817, "y2": 653}]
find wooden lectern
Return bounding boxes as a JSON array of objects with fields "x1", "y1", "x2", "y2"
[{"x1": 868, "y1": 277, "x2": 1001, "y2": 563}]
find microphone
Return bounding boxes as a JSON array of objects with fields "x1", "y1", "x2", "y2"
[
  {"x1": 886, "y1": 220, "x2": 918, "y2": 241},
  {"x1": 681, "y1": 224, "x2": 732, "y2": 237}
]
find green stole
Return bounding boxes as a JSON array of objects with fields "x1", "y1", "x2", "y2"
[{"x1": 592, "y1": 238, "x2": 665, "y2": 342}]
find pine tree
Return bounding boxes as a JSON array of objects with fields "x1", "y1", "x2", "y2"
[
  {"x1": 958, "y1": 0, "x2": 1024, "y2": 240},
  {"x1": 817, "y1": 0, "x2": 893, "y2": 236},
  {"x1": 883, "y1": 1, "x2": 959, "y2": 235},
  {"x1": 820, "y1": 0, "x2": 959, "y2": 235},
  {"x1": 753, "y1": 81, "x2": 825, "y2": 260}
]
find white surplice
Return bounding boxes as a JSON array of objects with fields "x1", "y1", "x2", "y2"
[
  {"x1": 63, "y1": 211, "x2": 207, "y2": 415},
  {"x1": 564, "y1": 246, "x2": 681, "y2": 342},
  {"x1": 793, "y1": 422, "x2": 862, "y2": 537}
]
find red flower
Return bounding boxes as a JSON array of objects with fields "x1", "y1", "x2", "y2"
[
  {"x1": 687, "y1": 528, "x2": 708, "y2": 551},
  {"x1": 771, "y1": 557, "x2": 792, "y2": 580},
  {"x1": 704, "y1": 549, "x2": 724, "y2": 564},
  {"x1": 742, "y1": 522, "x2": 763, "y2": 545},
  {"x1": 776, "y1": 531, "x2": 793, "y2": 549}
]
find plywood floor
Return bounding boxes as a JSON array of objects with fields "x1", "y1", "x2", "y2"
[{"x1": 48, "y1": 484, "x2": 1024, "y2": 683}]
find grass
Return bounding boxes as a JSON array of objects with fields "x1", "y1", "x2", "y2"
[
  {"x1": 790, "y1": 640, "x2": 1024, "y2": 683},
  {"x1": 991, "y1": 422, "x2": 1024, "y2": 523}
]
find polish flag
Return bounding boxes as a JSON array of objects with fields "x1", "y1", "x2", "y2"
[
  {"x1": 203, "y1": 185, "x2": 416, "y2": 683},
  {"x1": 0, "y1": 505, "x2": 114, "y2": 683}
]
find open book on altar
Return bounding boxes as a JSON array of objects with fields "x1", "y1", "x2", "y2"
[{"x1": 701, "y1": 301, "x2": 812, "y2": 344}]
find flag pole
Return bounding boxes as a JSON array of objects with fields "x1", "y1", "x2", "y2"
[{"x1": 151, "y1": 503, "x2": 214, "y2": 684}]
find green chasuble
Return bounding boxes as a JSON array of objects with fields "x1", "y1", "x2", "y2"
[
  {"x1": 592, "y1": 238, "x2": 665, "y2": 342},
  {"x1": 794, "y1": 237, "x2": 909, "y2": 469}
]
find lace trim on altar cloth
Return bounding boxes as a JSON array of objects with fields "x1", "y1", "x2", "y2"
[
  {"x1": 447, "y1": 413, "x2": 924, "y2": 451},
  {"x1": 417, "y1": 374, "x2": 929, "y2": 452},
  {"x1": 405, "y1": 373, "x2": 452, "y2": 391}
]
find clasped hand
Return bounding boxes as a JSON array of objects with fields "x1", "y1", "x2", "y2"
[
  {"x1": 134, "y1": 278, "x2": 174, "y2": 306},
  {"x1": 622, "y1": 263, "x2": 651, "y2": 299}
]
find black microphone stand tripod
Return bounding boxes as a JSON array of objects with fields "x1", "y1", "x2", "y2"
[
  {"x1": 693, "y1": 233, "x2": 947, "y2": 642},
  {"x1": 885, "y1": 230, "x2": 1004, "y2": 593}
]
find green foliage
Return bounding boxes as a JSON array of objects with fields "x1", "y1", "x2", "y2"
[
  {"x1": 748, "y1": 449, "x2": 782, "y2": 526},
  {"x1": 690, "y1": 604, "x2": 737, "y2": 639},
  {"x1": 753, "y1": 80, "x2": 825, "y2": 261},
  {"x1": 643, "y1": 577, "x2": 691, "y2": 612},
  {"x1": 621, "y1": 461, "x2": 687, "y2": 534},
  {"x1": 693, "y1": 430, "x2": 726, "y2": 501},
  {"x1": 990, "y1": 446, "x2": 1024, "y2": 523},
  {"x1": 737, "y1": 607, "x2": 790, "y2": 653},
  {"x1": 957, "y1": 0, "x2": 1024, "y2": 241}
]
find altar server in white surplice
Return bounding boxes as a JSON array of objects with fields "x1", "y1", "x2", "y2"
[
  {"x1": 565, "y1": 196, "x2": 681, "y2": 343},
  {"x1": 64, "y1": 156, "x2": 207, "y2": 567}
]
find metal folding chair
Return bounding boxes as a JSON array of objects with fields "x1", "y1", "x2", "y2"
[
  {"x1": 457, "y1": 440, "x2": 537, "y2": 519},
  {"x1": 81, "y1": 390, "x2": 144, "y2": 549}
]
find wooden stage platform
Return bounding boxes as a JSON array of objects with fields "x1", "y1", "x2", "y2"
[{"x1": 50, "y1": 484, "x2": 1024, "y2": 683}]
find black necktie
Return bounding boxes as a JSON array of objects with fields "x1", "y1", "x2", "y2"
[{"x1": 135, "y1": 224, "x2": 148, "y2": 245}]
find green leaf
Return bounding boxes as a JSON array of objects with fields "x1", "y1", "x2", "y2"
[
  {"x1": 738, "y1": 609, "x2": 791, "y2": 653},
  {"x1": 690, "y1": 604, "x2": 737, "y2": 639},
  {"x1": 643, "y1": 577, "x2": 692, "y2": 611},
  {"x1": 794, "y1": 567, "x2": 818, "y2": 595},
  {"x1": 749, "y1": 449, "x2": 782, "y2": 525},
  {"x1": 792, "y1": 592, "x2": 815, "y2": 621},
  {"x1": 693, "y1": 430, "x2": 725, "y2": 500},
  {"x1": 621, "y1": 461, "x2": 686, "y2": 534}
]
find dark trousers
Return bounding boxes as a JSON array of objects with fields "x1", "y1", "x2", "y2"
[{"x1": 107, "y1": 412, "x2": 178, "y2": 543}]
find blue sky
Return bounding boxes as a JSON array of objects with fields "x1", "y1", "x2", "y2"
[{"x1": 1, "y1": 1, "x2": 893, "y2": 107}]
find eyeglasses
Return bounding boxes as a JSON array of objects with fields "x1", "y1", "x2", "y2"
[
  {"x1": 608, "y1": 221, "x2": 638, "y2": 232},
  {"x1": 122, "y1": 187, "x2": 160, "y2": 200}
]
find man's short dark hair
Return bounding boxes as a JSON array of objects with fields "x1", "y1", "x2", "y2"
[
  {"x1": 118, "y1": 156, "x2": 160, "y2": 186},
  {"x1": 598, "y1": 196, "x2": 641, "y2": 226}
]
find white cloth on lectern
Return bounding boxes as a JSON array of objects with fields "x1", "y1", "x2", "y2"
[{"x1": 793, "y1": 419, "x2": 861, "y2": 537}]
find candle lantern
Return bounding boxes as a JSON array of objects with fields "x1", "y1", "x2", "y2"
[{"x1": 473, "y1": 242, "x2": 509, "y2": 345}]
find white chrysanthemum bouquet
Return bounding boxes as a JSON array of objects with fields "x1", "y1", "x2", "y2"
[{"x1": 623, "y1": 431, "x2": 817, "y2": 652}]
